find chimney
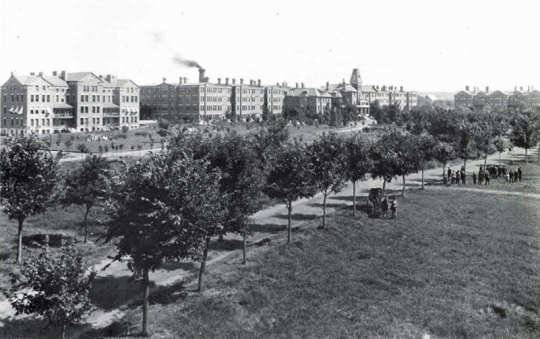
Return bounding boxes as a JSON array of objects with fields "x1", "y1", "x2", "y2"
[
  {"x1": 163, "y1": 77, "x2": 167, "y2": 84},
  {"x1": 99, "y1": 75, "x2": 103, "y2": 78},
  {"x1": 179, "y1": 77, "x2": 183, "y2": 85},
  {"x1": 183, "y1": 77, "x2": 187, "y2": 83},
  {"x1": 258, "y1": 79, "x2": 261, "y2": 87},
  {"x1": 240, "y1": 78, "x2": 244, "y2": 84},
  {"x1": 198, "y1": 68, "x2": 206, "y2": 83},
  {"x1": 326, "y1": 82, "x2": 329, "y2": 91},
  {"x1": 204, "y1": 77, "x2": 209, "y2": 83},
  {"x1": 528, "y1": 86, "x2": 530, "y2": 92},
  {"x1": 520, "y1": 86, "x2": 523, "y2": 91},
  {"x1": 226, "y1": 77, "x2": 229, "y2": 85},
  {"x1": 486, "y1": 86, "x2": 489, "y2": 93},
  {"x1": 106, "y1": 74, "x2": 112, "y2": 82},
  {"x1": 30, "y1": 72, "x2": 35, "y2": 76},
  {"x1": 466, "y1": 85, "x2": 469, "y2": 91},
  {"x1": 282, "y1": 82, "x2": 286, "y2": 87},
  {"x1": 60, "y1": 71, "x2": 66, "y2": 80},
  {"x1": 39, "y1": 72, "x2": 43, "y2": 76},
  {"x1": 277, "y1": 82, "x2": 279, "y2": 86},
  {"x1": 514, "y1": 86, "x2": 517, "y2": 91},
  {"x1": 232, "y1": 79, "x2": 236, "y2": 85},
  {"x1": 301, "y1": 83, "x2": 305, "y2": 89},
  {"x1": 296, "y1": 83, "x2": 299, "y2": 89},
  {"x1": 400, "y1": 86, "x2": 403, "y2": 92},
  {"x1": 53, "y1": 71, "x2": 57, "y2": 76},
  {"x1": 218, "y1": 78, "x2": 221, "y2": 84}
]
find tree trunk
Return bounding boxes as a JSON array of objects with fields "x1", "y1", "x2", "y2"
[
  {"x1": 62, "y1": 325, "x2": 66, "y2": 339},
  {"x1": 484, "y1": 153, "x2": 488, "y2": 167},
  {"x1": 242, "y1": 226, "x2": 246, "y2": 265},
  {"x1": 382, "y1": 178, "x2": 387, "y2": 195},
  {"x1": 352, "y1": 180, "x2": 357, "y2": 216},
  {"x1": 463, "y1": 158, "x2": 467, "y2": 173},
  {"x1": 83, "y1": 204, "x2": 91, "y2": 243},
  {"x1": 287, "y1": 203, "x2": 292, "y2": 244},
  {"x1": 197, "y1": 236, "x2": 211, "y2": 292},
  {"x1": 17, "y1": 218, "x2": 24, "y2": 264},
  {"x1": 142, "y1": 267, "x2": 149, "y2": 336},
  {"x1": 442, "y1": 161, "x2": 446, "y2": 177},
  {"x1": 421, "y1": 167, "x2": 425, "y2": 190},
  {"x1": 525, "y1": 147, "x2": 528, "y2": 164},
  {"x1": 499, "y1": 151, "x2": 501, "y2": 166},
  {"x1": 538, "y1": 145, "x2": 539, "y2": 163},
  {"x1": 402, "y1": 175, "x2": 406, "y2": 197},
  {"x1": 322, "y1": 193, "x2": 327, "y2": 229}
]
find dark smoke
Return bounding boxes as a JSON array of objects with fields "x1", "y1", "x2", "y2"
[
  {"x1": 172, "y1": 54, "x2": 203, "y2": 69},
  {"x1": 152, "y1": 31, "x2": 203, "y2": 69}
]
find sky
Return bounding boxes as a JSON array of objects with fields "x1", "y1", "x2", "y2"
[{"x1": 1, "y1": 0, "x2": 539, "y2": 93}]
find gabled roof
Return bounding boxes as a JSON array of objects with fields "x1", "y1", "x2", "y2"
[
  {"x1": 42, "y1": 76, "x2": 68, "y2": 87},
  {"x1": 326, "y1": 83, "x2": 358, "y2": 92},
  {"x1": 455, "y1": 90, "x2": 474, "y2": 96},
  {"x1": 361, "y1": 85, "x2": 378, "y2": 92},
  {"x1": 487, "y1": 90, "x2": 508, "y2": 96},
  {"x1": 65, "y1": 72, "x2": 102, "y2": 82},
  {"x1": 426, "y1": 95, "x2": 438, "y2": 101},
  {"x1": 115, "y1": 79, "x2": 139, "y2": 87}
]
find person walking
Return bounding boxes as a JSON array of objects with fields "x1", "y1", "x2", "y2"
[
  {"x1": 447, "y1": 167, "x2": 452, "y2": 181},
  {"x1": 518, "y1": 167, "x2": 522, "y2": 181},
  {"x1": 514, "y1": 169, "x2": 519, "y2": 182},
  {"x1": 451, "y1": 171, "x2": 456, "y2": 185},
  {"x1": 472, "y1": 171, "x2": 477, "y2": 185},
  {"x1": 505, "y1": 172, "x2": 510, "y2": 186},
  {"x1": 390, "y1": 197, "x2": 398, "y2": 219},
  {"x1": 381, "y1": 197, "x2": 389, "y2": 219},
  {"x1": 461, "y1": 169, "x2": 466, "y2": 185},
  {"x1": 509, "y1": 170, "x2": 514, "y2": 183},
  {"x1": 485, "y1": 173, "x2": 490, "y2": 185}
]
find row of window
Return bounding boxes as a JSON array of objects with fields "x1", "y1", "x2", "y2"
[{"x1": 80, "y1": 95, "x2": 116, "y2": 103}]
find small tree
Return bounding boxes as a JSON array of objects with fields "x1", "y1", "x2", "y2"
[
  {"x1": 60, "y1": 155, "x2": 111, "y2": 242},
  {"x1": 308, "y1": 133, "x2": 348, "y2": 227},
  {"x1": 122, "y1": 125, "x2": 129, "y2": 134},
  {"x1": 7, "y1": 240, "x2": 96, "y2": 339},
  {"x1": 511, "y1": 108, "x2": 540, "y2": 164},
  {"x1": 64, "y1": 139, "x2": 73, "y2": 151},
  {"x1": 413, "y1": 134, "x2": 437, "y2": 190},
  {"x1": 264, "y1": 141, "x2": 316, "y2": 242},
  {"x1": 0, "y1": 135, "x2": 62, "y2": 263},
  {"x1": 433, "y1": 141, "x2": 458, "y2": 176},
  {"x1": 344, "y1": 134, "x2": 372, "y2": 216},
  {"x1": 77, "y1": 143, "x2": 89, "y2": 154},
  {"x1": 369, "y1": 133, "x2": 403, "y2": 195}
]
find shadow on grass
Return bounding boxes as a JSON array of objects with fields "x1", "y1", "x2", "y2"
[
  {"x1": 22, "y1": 233, "x2": 76, "y2": 248},
  {"x1": 89, "y1": 275, "x2": 154, "y2": 311},
  {"x1": 307, "y1": 202, "x2": 348, "y2": 209},
  {"x1": 209, "y1": 239, "x2": 244, "y2": 251},
  {"x1": 160, "y1": 260, "x2": 199, "y2": 273},
  {"x1": 272, "y1": 213, "x2": 320, "y2": 221},
  {"x1": 250, "y1": 223, "x2": 286, "y2": 234}
]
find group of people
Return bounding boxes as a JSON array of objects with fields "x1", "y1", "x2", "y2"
[
  {"x1": 443, "y1": 165, "x2": 522, "y2": 186},
  {"x1": 380, "y1": 196, "x2": 398, "y2": 219}
]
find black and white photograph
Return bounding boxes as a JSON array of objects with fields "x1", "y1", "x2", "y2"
[{"x1": 1, "y1": 0, "x2": 539, "y2": 338}]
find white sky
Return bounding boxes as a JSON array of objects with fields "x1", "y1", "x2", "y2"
[{"x1": 1, "y1": 0, "x2": 539, "y2": 92}]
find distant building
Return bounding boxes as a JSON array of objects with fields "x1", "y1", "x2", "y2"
[
  {"x1": 362, "y1": 84, "x2": 417, "y2": 110},
  {"x1": 284, "y1": 83, "x2": 333, "y2": 115},
  {"x1": 455, "y1": 85, "x2": 539, "y2": 110},
  {"x1": 1, "y1": 71, "x2": 139, "y2": 136}
]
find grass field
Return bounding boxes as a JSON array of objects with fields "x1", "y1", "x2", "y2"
[{"x1": 81, "y1": 168, "x2": 540, "y2": 338}]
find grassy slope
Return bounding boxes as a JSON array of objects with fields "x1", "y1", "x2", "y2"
[{"x1": 108, "y1": 182, "x2": 540, "y2": 338}]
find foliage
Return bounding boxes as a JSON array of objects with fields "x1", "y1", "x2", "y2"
[
  {"x1": 77, "y1": 143, "x2": 89, "y2": 154},
  {"x1": 369, "y1": 100, "x2": 384, "y2": 124},
  {"x1": 0, "y1": 135, "x2": 62, "y2": 263},
  {"x1": 7, "y1": 240, "x2": 96, "y2": 339},
  {"x1": 511, "y1": 108, "x2": 540, "y2": 163},
  {"x1": 60, "y1": 155, "x2": 111, "y2": 242},
  {"x1": 308, "y1": 132, "x2": 348, "y2": 227},
  {"x1": 344, "y1": 134, "x2": 372, "y2": 215},
  {"x1": 264, "y1": 141, "x2": 316, "y2": 242}
]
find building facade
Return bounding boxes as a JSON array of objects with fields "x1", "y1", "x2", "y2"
[
  {"x1": 455, "y1": 85, "x2": 539, "y2": 111},
  {"x1": 1, "y1": 71, "x2": 139, "y2": 136}
]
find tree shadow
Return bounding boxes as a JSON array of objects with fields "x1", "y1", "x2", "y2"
[
  {"x1": 209, "y1": 239, "x2": 244, "y2": 251},
  {"x1": 331, "y1": 195, "x2": 368, "y2": 202},
  {"x1": 272, "y1": 213, "x2": 320, "y2": 221},
  {"x1": 89, "y1": 275, "x2": 153, "y2": 311},
  {"x1": 307, "y1": 202, "x2": 348, "y2": 209},
  {"x1": 0, "y1": 315, "x2": 95, "y2": 339},
  {"x1": 22, "y1": 233, "x2": 76, "y2": 248},
  {"x1": 250, "y1": 223, "x2": 286, "y2": 234},
  {"x1": 159, "y1": 260, "x2": 199, "y2": 273}
]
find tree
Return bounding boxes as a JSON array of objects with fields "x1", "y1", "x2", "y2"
[
  {"x1": 77, "y1": 143, "x2": 89, "y2": 154},
  {"x1": 0, "y1": 135, "x2": 62, "y2": 263},
  {"x1": 60, "y1": 155, "x2": 111, "y2": 242},
  {"x1": 264, "y1": 141, "x2": 316, "y2": 243},
  {"x1": 344, "y1": 134, "x2": 372, "y2": 216},
  {"x1": 7, "y1": 239, "x2": 96, "y2": 339},
  {"x1": 432, "y1": 141, "x2": 458, "y2": 176},
  {"x1": 413, "y1": 134, "x2": 437, "y2": 190},
  {"x1": 122, "y1": 125, "x2": 129, "y2": 134},
  {"x1": 370, "y1": 100, "x2": 384, "y2": 124},
  {"x1": 105, "y1": 154, "x2": 223, "y2": 335},
  {"x1": 64, "y1": 139, "x2": 73, "y2": 150},
  {"x1": 307, "y1": 133, "x2": 348, "y2": 227},
  {"x1": 511, "y1": 108, "x2": 540, "y2": 164}
]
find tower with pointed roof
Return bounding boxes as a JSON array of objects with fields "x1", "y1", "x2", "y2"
[{"x1": 350, "y1": 68, "x2": 362, "y2": 91}]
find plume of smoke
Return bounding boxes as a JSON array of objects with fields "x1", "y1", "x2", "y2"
[
  {"x1": 172, "y1": 54, "x2": 203, "y2": 69},
  {"x1": 152, "y1": 30, "x2": 203, "y2": 69}
]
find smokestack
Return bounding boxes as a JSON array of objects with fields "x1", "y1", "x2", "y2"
[
  {"x1": 277, "y1": 82, "x2": 279, "y2": 86},
  {"x1": 53, "y1": 71, "x2": 57, "y2": 76},
  {"x1": 240, "y1": 78, "x2": 244, "y2": 84},
  {"x1": 514, "y1": 86, "x2": 517, "y2": 91},
  {"x1": 258, "y1": 79, "x2": 261, "y2": 87},
  {"x1": 226, "y1": 78, "x2": 229, "y2": 85},
  {"x1": 183, "y1": 77, "x2": 187, "y2": 83},
  {"x1": 528, "y1": 86, "x2": 530, "y2": 92},
  {"x1": 282, "y1": 82, "x2": 286, "y2": 87},
  {"x1": 199, "y1": 69, "x2": 206, "y2": 83}
]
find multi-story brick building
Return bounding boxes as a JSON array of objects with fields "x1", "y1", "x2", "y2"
[
  {"x1": 1, "y1": 71, "x2": 139, "y2": 136},
  {"x1": 362, "y1": 84, "x2": 417, "y2": 110},
  {"x1": 140, "y1": 79, "x2": 177, "y2": 121},
  {"x1": 455, "y1": 85, "x2": 539, "y2": 111},
  {"x1": 264, "y1": 83, "x2": 289, "y2": 116},
  {"x1": 284, "y1": 83, "x2": 333, "y2": 115}
]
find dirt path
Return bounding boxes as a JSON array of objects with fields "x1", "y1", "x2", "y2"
[
  {"x1": 1, "y1": 145, "x2": 538, "y2": 334},
  {"x1": 429, "y1": 185, "x2": 540, "y2": 199}
]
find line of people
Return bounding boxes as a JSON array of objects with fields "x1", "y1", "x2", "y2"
[{"x1": 443, "y1": 165, "x2": 522, "y2": 186}]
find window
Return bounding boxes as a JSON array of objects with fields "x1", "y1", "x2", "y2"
[{"x1": 80, "y1": 118, "x2": 84, "y2": 124}]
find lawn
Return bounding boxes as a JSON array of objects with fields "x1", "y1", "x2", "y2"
[{"x1": 96, "y1": 187, "x2": 540, "y2": 338}]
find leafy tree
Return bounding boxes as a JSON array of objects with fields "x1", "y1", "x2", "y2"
[
  {"x1": 307, "y1": 133, "x2": 348, "y2": 227},
  {"x1": 64, "y1": 139, "x2": 73, "y2": 150},
  {"x1": 77, "y1": 143, "x2": 89, "y2": 154},
  {"x1": 455, "y1": 116, "x2": 480, "y2": 172},
  {"x1": 511, "y1": 108, "x2": 540, "y2": 163},
  {"x1": 98, "y1": 145, "x2": 104, "y2": 154},
  {"x1": 264, "y1": 141, "x2": 316, "y2": 243},
  {"x1": 473, "y1": 112, "x2": 497, "y2": 167},
  {"x1": 344, "y1": 134, "x2": 372, "y2": 216},
  {"x1": 122, "y1": 125, "x2": 129, "y2": 134},
  {"x1": 7, "y1": 239, "x2": 96, "y2": 339},
  {"x1": 369, "y1": 100, "x2": 384, "y2": 124},
  {"x1": 413, "y1": 134, "x2": 437, "y2": 189},
  {"x1": 105, "y1": 153, "x2": 223, "y2": 335},
  {"x1": 60, "y1": 155, "x2": 111, "y2": 242},
  {"x1": 0, "y1": 135, "x2": 62, "y2": 263},
  {"x1": 433, "y1": 141, "x2": 458, "y2": 176}
]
